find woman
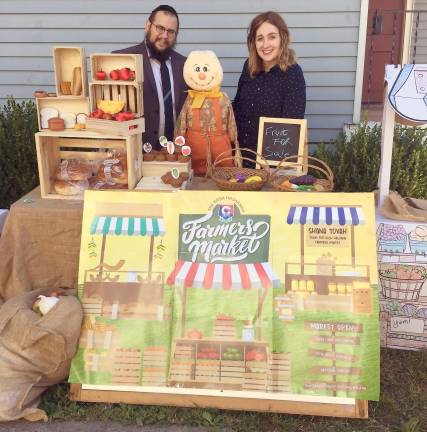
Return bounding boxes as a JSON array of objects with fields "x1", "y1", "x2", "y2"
[{"x1": 233, "y1": 11, "x2": 306, "y2": 157}]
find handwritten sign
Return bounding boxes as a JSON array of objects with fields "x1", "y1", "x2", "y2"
[{"x1": 256, "y1": 117, "x2": 307, "y2": 169}]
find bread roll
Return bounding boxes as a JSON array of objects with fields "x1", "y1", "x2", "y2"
[
  {"x1": 55, "y1": 159, "x2": 92, "y2": 181},
  {"x1": 54, "y1": 179, "x2": 89, "y2": 196}
]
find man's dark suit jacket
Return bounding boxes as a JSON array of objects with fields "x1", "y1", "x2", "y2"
[{"x1": 114, "y1": 42, "x2": 188, "y2": 148}]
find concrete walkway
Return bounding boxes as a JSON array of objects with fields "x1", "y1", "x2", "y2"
[{"x1": 0, "y1": 421, "x2": 210, "y2": 432}]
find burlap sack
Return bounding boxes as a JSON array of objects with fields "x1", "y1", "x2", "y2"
[
  {"x1": 0, "y1": 288, "x2": 83, "y2": 422},
  {"x1": 381, "y1": 190, "x2": 427, "y2": 222}
]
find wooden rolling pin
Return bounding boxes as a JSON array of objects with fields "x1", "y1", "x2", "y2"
[{"x1": 71, "y1": 67, "x2": 82, "y2": 95}]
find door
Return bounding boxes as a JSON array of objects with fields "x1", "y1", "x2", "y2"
[{"x1": 362, "y1": 0, "x2": 406, "y2": 104}]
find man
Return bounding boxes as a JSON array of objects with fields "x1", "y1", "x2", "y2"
[{"x1": 114, "y1": 5, "x2": 187, "y2": 149}]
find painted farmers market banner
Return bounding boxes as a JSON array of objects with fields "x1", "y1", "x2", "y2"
[{"x1": 69, "y1": 190, "x2": 380, "y2": 401}]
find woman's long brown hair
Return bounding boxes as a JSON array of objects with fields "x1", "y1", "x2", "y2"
[{"x1": 247, "y1": 11, "x2": 297, "y2": 77}]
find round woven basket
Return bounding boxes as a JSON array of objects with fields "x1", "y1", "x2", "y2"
[
  {"x1": 211, "y1": 148, "x2": 269, "y2": 191},
  {"x1": 270, "y1": 155, "x2": 334, "y2": 192}
]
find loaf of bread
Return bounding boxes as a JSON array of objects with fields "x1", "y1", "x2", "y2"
[
  {"x1": 55, "y1": 159, "x2": 92, "y2": 181},
  {"x1": 53, "y1": 179, "x2": 89, "y2": 196}
]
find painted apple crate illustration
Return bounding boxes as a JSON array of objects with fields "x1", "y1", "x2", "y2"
[
  {"x1": 36, "y1": 96, "x2": 90, "y2": 131},
  {"x1": 90, "y1": 53, "x2": 143, "y2": 83},
  {"x1": 53, "y1": 46, "x2": 88, "y2": 97},
  {"x1": 379, "y1": 264, "x2": 427, "y2": 301},
  {"x1": 168, "y1": 339, "x2": 270, "y2": 391},
  {"x1": 35, "y1": 130, "x2": 142, "y2": 199},
  {"x1": 142, "y1": 346, "x2": 168, "y2": 386}
]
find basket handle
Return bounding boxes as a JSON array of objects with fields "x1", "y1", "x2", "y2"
[
  {"x1": 271, "y1": 155, "x2": 334, "y2": 183},
  {"x1": 213, "y1": 147, "x2": 270, "y2": 171}
]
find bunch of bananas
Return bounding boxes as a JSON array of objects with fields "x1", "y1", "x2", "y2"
[{"x1": 97, "y1": 100, "x2": 125, "y2": 115}]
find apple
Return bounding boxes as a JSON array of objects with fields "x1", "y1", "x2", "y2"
[
  {"x1": 129, "y1": 70, "x2": 135, "y2": 80},
  {"x1": 109, "y1": 69, "x2": 120, "y2": 80},
  {"x1": 90, "y1": 109, "x2": 104, "y2": 119},
  {"x1": 95, "y1": 70, "x2": 106, "y2": 80},
  {"x1": 119, "y1": 67, "x2": 131, "y2": 81}
]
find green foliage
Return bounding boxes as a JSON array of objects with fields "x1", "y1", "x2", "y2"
[
  {"x1": 0, "y1": 97, "x2": 39, "y2": 208},
  {"x1": 314, "y1": 123, "x2": 427, "y2": 199}
]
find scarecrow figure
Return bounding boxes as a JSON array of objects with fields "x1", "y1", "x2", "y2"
[{"x1": 175, "y1": 50, "x2": 239, "y2": 175}]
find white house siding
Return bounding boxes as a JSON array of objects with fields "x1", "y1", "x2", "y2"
[
  {"x1": 410, "y1": 1, "x2": 427, "y2": 62},
  {"x1": 0, "y1": 0, "x2": 364, "y2": 144}
]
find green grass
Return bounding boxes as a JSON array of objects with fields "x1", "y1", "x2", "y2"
[{"x1": 42, "y1": 348, "x2": 426, "y2": 432}]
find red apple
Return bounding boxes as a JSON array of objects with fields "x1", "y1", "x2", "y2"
[
  {"x1": 109, "y1": 69, "x2": 120, "y2": 80},
  {"x1": 129, "y1": 70, "x2": 135, "y2": 80},
  {"x1": 95, "y1": 70, "x2": 106, "y2": 80},
  {"x1": 119, "y1": 67, "x2": 131, "y2": 81},
  {"x1": 90, "y1": 109, "x2": 104, "y2": 119}
]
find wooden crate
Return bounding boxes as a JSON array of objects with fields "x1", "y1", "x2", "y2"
[
  {"x1": 141, "y1": 160, "x2": 191, "y2": 178},
  {"x1": 90, "y1": 82, "x2": 143, "y2": 117},
  {"x1": 268, "y1": 352, "x2": 291, "y2": 393},
  {"x1": 90, "y1": 53, "x2": 143, "y2": 83},
  {"x1": 36, "y1": 96, "x2": 90, "y2": 131},
  {"x1": 112, "y1": 349, "x2": 142, "y2": 385},
  {"x1": 53, "y1": 46, "x2": 88, "y2": 97},
  {"x1": 35, "y1": 130, "x2": 142, "y2": 199},
  {"x1": 86, "y1": 116, "x2": 145, "y2": 136},
  {"x1": 142, "y1": 347, "x2": 168, "y2": 386}
]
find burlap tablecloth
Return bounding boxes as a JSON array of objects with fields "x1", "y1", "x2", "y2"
[
  {"x1": 0, "y1": 178, "x2": 273, "y2": 306},
  {"x1": 0, "y1": 188, "x2": 83, "y2": 306}
]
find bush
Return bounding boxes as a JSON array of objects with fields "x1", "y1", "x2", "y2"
[
  {"x1": 314, "y1": 123, "x2": 427, "y2": 199},
  {"x1": 0, "y1": 97, "x2": 39, "y2": 208}
]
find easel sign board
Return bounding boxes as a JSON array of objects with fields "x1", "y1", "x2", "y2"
[
  {"x1": 69, "y1": 190, "x2": 379, "y2": 418},
  {"x1": 256, "y1": 117, "x2": 307, "y2": 172}
]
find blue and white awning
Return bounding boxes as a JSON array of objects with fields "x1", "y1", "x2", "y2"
[
  {"x1": 287, "y1": 206, "x2": 365, "y2": 226},
  {"x1": 90, "y1": 216, "x2": 165, "y2": 236}
]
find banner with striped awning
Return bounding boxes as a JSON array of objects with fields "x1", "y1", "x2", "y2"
[
  {"x1": 287, "y1": 206, "x2": 365, "y2": 226},
  {"x1": 90, "y1": 216, "x2": 165, "y2": 236},
  {"x1": 166, "y1": 260, "x2": 280, "y2": 290}
]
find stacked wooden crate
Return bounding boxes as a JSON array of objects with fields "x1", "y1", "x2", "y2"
[
  {"x1": 168, "y1": 342, "x2": 195, "y2": 385},
  {"x1": 34, "y1": 47, "x2": 144, "y2": 199},
  {"x1": 111, "y1": 348, "x2": 142, "y2": 385},
  {"x1": 87, "y1": 53, "x2": 144, "y2": 135},
  {"x1": 268, "y1": 352, "x2": 291, "y2": 393},
  {"x1": 212, "y1": 316, "x2": 236, "y2": 340},
  {"x1": 142, "y1": 346, "x2": 168, "y2": 386}
]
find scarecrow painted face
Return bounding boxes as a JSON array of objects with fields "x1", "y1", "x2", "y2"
[{"x1": 183, "y1": 50, "x2": 223, "y2": 91}]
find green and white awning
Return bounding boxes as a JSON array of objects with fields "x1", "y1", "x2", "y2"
[{"x1": 90, "y1": 216, "x2": 165, "y2": 236}]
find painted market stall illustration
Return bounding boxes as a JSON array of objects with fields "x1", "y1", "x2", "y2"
[{"x1": 69, "y1": 190, "x2": 380, "y2": 401}]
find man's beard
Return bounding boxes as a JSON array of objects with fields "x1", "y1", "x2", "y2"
[{"x1": 145, "y1": 32, "x2": 174, "y2": 62}]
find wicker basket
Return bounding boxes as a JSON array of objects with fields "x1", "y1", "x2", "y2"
[
  {"x1": 270, "y1": 155, "x2": 334, "y2": 192},
  {"x1": 379, "y1": 274, "x2": 425, "y2": 301},
  {"x1": 211, "y1": 148, "x2": 269, "y2": 191}
]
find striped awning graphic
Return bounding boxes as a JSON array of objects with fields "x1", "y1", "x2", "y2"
[
  {"x1": 166, "y1": 260, "x2": 280, "y2": 290},
  {"x1": 287, "y1": 206, "x2": 365, "y2": 226},
  {"x1": 90, "y1": 216, "x2": 165, "y2": 236}
]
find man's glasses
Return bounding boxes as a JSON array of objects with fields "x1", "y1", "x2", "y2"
[{"x1": 150, "y1": 21, "x2": 177, "y2": 38}]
